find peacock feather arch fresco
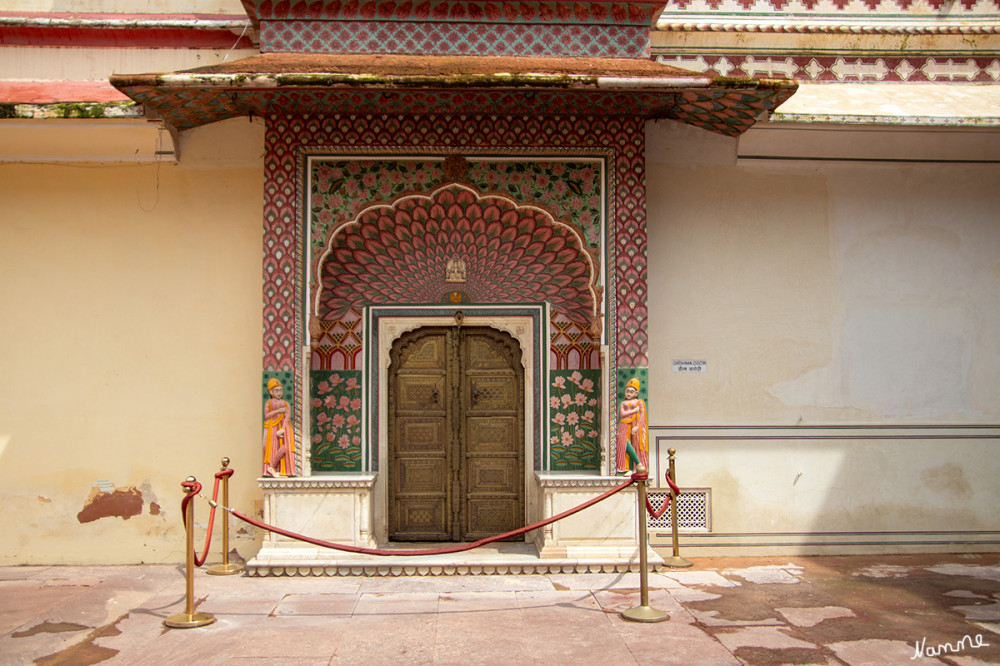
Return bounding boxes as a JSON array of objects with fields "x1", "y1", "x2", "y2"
[{"x1": 312, "y1": 182, "x2": 601, "y2": 334}]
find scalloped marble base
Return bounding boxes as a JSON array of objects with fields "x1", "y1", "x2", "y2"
[{"x1": 246, "y1": 543, "x2": 663, "y2": 577}]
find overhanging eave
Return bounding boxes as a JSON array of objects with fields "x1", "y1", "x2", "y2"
[{"x1": 110, "y1": 53, "x2": 797, "y2": 137}]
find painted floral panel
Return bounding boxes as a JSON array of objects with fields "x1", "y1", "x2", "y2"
[
  {"x1": 310, "y1": 370, "x2": 363, "y2": 472},
  {"x1": 549, "y1": 369, "x2": 601, "y2": 470}
]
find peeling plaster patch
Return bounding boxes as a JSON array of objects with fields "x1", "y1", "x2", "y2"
[
  {"x1": 926, "y1": 565, "x2": 1000, "y2": 582},
  {"x1": 828, "y1": 639, "x2": 948, "y2": 665},
  {"x1": 724, "y1": 564, "x2": 804, "y2": 584},
  {"x1": 148, "y1": 502, "x2": 161, "y2": 515},
  {"x1": 76, "y1": 485, "x2": 143, "y2": 524},
  {"x1": 777, "y1": 606, "x2": 855, "y2": 627},
  {"x1": 37, "y1": 495, "x2": 51, "y2": 503},
  {"x1": 713, "y1": 626, "x2": 819, "y2": 651}
]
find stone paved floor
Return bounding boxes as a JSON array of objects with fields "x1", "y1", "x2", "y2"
[{"x1": 2, "y1": 554, "x2": 999, "y2": 665}]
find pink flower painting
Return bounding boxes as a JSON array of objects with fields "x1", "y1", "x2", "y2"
[{"x1": 548, "y1": 369, "x2": 601, "y2": 470}]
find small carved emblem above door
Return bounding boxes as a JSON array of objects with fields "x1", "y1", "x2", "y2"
[{"x1": 445, "y1": 256, "x2": 467, "y2": 283}]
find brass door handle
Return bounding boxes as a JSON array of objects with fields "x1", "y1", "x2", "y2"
[
  {"x1": 431, "y1": 387, "x2": 439, "y2": 403},
  {"x1": 472, "y1": 388, "x2": 480, "y2": 405}
]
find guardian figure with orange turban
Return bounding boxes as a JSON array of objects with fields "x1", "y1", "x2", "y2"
[
  {"x1": 262, "y1": 378, "x2": 296, "y2": 477},
  {"x1": 616, "y1": 378, "x2": 648, "y2": 474}
]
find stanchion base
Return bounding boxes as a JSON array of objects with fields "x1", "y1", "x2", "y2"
[
  {"x1": 622, "y1": 606, "x2": 669, "y2": 623},
  {"x1": 206, "y1": 562, "x2": 245, "y2": 576},
  {"x1": 663, "y1": 556, "x2": 694, "y2": 568},
  {"x1": 163, "y1": 612, "x2": 216, "y2": 629}
]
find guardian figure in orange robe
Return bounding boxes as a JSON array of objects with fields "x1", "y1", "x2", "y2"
[
  {"x1": 262, "y1": 378, "x2": 296, "y2": 477},
  {"x1": 616, "y1": 378, "x2": 648, "y2": 474}
]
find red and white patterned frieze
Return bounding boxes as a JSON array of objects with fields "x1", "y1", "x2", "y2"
[
  {"x1": 658, "y1": 0, "x2": 999, "y2": 14},
  {"x1": 656, "y1": 54, "x2": 1000, "y2": 82}
]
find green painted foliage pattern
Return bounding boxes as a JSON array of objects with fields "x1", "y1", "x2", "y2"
[{"x1": 310, "y1": 370, "x2": 363, "y2": 472}]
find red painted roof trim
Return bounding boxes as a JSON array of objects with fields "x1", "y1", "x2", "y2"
[
  {"x1": 0, "y1": 81, "x2": 131, "y2": 104},
  {"x1": 0, "y1": 26, "x2": 256, "y2": 48}
]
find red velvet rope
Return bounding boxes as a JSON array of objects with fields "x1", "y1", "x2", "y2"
[
  {"x1": 644, "y1": 471, "x2": 681, "y2": 520},
  {"x1": 226, "y1": 474, "x2": 642, "y2": 557},
  {"x1": 180, "y1": 469, "x2": 232, "y2": 567}
]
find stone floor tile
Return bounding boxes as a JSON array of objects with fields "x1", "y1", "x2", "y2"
[
  {"x1": 926, "y1": 564, "x2": 1000, "y2": 582},
  {"x1": 827, "y1": 638, "x2": 948, "y2": 665},
  {"x1": 199, "y1": 592, "x2": 285, "y2": 616},
  {"x1": 271, "y1": 593, "x2": 358, "y2": 617},
  {"x1": 614, "y1": 617, "x2": 741, "y2": 666},
  {"x1": 0, "y1": 566, "x2": 56, "y2": 581},
  {"x1": 433, "y1": 596, "x2": 531, "y2": 665},
  {"x1": 667, "y1": 586, "x2": 723, "y2": 603},
  {"x1": 592, "y1": 587, "x2": 686, "y2": 615},
  {"x1": 358, "y1": 572, "x2": 551, "y2": 594},
  {"x1": 0, "y1": 581, "x2": 92, "y2": 636},
  {"x1": 226, "y1": 615, "x2": 348, "y2": 659},
  {"x1": 332, "y1": 612, "x2": 437, "y2": 664},
  {"x1": 547, "y1": 571, "x2": 681, "y2": 591},
  {"x1": 352, "y1": 592, "x2": 440, "y2": 615},
  {"x1": 711, "y1": 626, "x2": 819, "y2": 651},
  {"x1": 776, "y1": 606, "x2": 856, "y2": 627},
  {"x1": 953, "y1": 599, "x2": 1000, "y2": 622},
  {"x1": 228, "y1": 658, "x2": 332, "y2": 665},
  {"x1": 661, "y1": 570, "x2": 740, "y2": 587},
  {"x1": 688, "y1": 608, "x2": 785, "y2": 627},
  {"x1": 723, "y1": 564, "x2": 805, "y2": 585}
]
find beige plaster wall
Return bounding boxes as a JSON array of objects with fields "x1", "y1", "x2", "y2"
[
  {"x1": 646, "y1": 119, "x2": 1000, "y2": 426},
  {"x1": 0, "y1": 117, "x2": 265, "y2": 565},
  {"x1": 644, "y1": 119, "x2": 1000, "y2": 553}
]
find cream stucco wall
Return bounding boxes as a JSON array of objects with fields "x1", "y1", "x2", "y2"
[
  {"x1": 645, "y1": 119, "x2": 1000, "y2": 555},
  {"x1": 646, "y1": 119, "x2": 1000, "y2": 425},
  {"x1": 0, "y1": 117, "x2": 266, "y2": 565}
]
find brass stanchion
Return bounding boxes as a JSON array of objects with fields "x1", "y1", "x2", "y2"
[
  {"x1": 207, "y1": 458, "x2": 244, "y2": 576},
  {"x1": 622, "y1": 464, "x2": 668, "y2": 623},
  {"x1": 164, "y1": 477, "x2": 216, "y2": 629},
  {"x1": 663, "y1": 448, "x2": 693, "y2": 568}
]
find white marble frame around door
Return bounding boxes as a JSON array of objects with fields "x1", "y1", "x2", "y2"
[{"x1": 369, "y1": 305, "x2": 545, "y2": 545}]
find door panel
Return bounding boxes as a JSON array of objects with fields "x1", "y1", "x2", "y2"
[
  {"x1": 462, "y1": 330, "x2": 523, "y2": 541},
  {"x1": 389, "y1": 330, "x2": 450, "y2": 541},
  {"x1": 389, "y1": 326, "x2": 524, "y2": 542}
]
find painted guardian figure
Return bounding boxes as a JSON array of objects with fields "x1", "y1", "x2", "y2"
[
  {"x1": 616, "y1": 378, "x2": 648, "y2": 474},
  {"x1": 262, "y1": 378, "x2": 296, "y2": 477}
]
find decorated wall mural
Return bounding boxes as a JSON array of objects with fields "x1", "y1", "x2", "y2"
[{"x1": 262, "y1": 113, "x2": 648, "y2": 474}]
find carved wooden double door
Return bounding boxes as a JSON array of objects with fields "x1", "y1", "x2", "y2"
[{"x1": 388, "y1": 326, "x2": 524, "y2": 542}]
